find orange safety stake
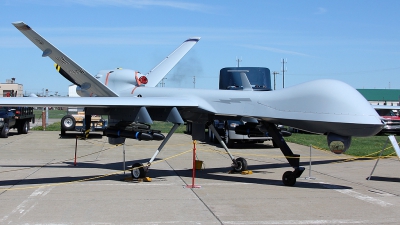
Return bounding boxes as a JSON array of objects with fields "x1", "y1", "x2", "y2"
[{"x1": 186, "y1": 140, "x2": 201, "y2": 189}]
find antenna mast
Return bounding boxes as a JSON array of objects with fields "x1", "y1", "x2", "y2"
[
  {"x1": 272, "y1": 71, "x2": 279, "y2": 90},
  {"x1": 281, "y1": 59, "x2": 287, "y2": 88},
  {"x1": 236, "y1": 57, "x2": 242, "y2": 67}
]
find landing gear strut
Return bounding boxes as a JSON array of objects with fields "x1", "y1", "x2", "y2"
[
  {"x1": 130, "y1": 123, "x2": 181, "y2": 179},
  {"x1": 129, "y1": 107, "x2": 184, "y2": 179},
  {"x1": 208, "y1": 123, "x2": 248, "y2": 172},
  {"x1": 263, "y1": 122, "x2": 305, "y2": 186}
]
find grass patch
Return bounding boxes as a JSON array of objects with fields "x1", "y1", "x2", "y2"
[
  {"x1": 285, "y1": 133, "x2": 396, "y2": 157},
  {"x1": 32, "y1": 122, "x2": 61, "y2": 131},
  {"x1": 34, "y1": 109, "x2": 67, "y2": 119},
  {"x1": 150, "y1": 121, "x2": 186, "y2": 133}
]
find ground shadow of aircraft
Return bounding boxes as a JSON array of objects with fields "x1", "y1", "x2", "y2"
[
  {"x1": 0, "y1": 158, "x2": 351, "y2": 190},
  {"x1": 367, "y1": 176, "x2": 400, "y2": 183}
]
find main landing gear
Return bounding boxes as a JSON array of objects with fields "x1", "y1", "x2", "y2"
[
  {"x1": 209, "y1": 121, "x2": 304, "y2": 186},
  {"x1": 263, "y1": 122, "x2": 305, "y2": 186},
  {"x1": 208, "y1": 124, "x2": 249, "y2": 173},
  {"x1": 130, "y1": 123, "x2": 181, "y2": 179},
  {"x1": 129, "y1": 107, "x2": 185, "y2": 179}
]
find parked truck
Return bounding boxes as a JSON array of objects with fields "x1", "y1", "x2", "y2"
[
  {"x1": 0, "y1": 106, "x2": 35, "y2": 138},
  {"x1": 187, "y1": 67, "x2": 290, "y2": 147},
  {"x1": 208, "y1": 119, "x2": 274, "y2": 147}
]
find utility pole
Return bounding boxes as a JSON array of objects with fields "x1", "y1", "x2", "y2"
[
  {"x1": 272, "y1": 71, "x2": 279, "y2": 90},
  {"x1": 193, "y1": 76, "x2": 196, "y2": 89},
  {"x1": 281, "y1": 59, "x2": 287, "y2": 88},
  {"x1": 45, "y1": 89, "x2": 49, "y2": 126},
  {"x1": 236, "y1": 57, "x2": 242, "y2": 67}
]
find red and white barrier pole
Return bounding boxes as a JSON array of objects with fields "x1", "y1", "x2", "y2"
[{"x1": 186, "y1": 140, "x2": 201, "y2": 188}]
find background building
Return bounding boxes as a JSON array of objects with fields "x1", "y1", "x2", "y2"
[
  {"x1": 357, "y1": 89, "x2": 400, "y2": 106},
  {"x1": 0, "y1": 78, "x2": 23, "y2": 97}
]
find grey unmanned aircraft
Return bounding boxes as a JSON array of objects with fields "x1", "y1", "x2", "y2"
[{"x1": 0, "y1": 22, "x2": 384, "y2": 186}]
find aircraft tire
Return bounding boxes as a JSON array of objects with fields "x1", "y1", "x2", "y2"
[
  {"x1": 233, "y1": 157, "x2": 248, "y2": 172},
  {"x1": 272, "y1": 140, "x2": 279, "y2": 148},
  {"x1": 131, "y1": 163, "x2": 146, "y2": 179},
  {"x1": 19, "y1": 120, "x2": 29, "y2": 134},
  {"x1": 213, "y1": 134, "x2": 218, "y2": 143},
  {"x1": 282, "y1": 171, "x2": 296, "y2": 186},
  {"x1": 208, "y1": 129, "x2": 213, "y2": 142},
  {"x1": 1, "y1": 123, "x2": 9, "y2": 138},
  {"x1": 61, "y1": 115, "x2": 76, "y2": 131},
  {"x1": 208, "y1": 129, "x2": 218, "y2": 143},
  {"x1": 224, "y1": 127, "x2": 234, "y2": 148}
]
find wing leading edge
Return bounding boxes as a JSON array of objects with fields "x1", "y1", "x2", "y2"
[
  {"x1": 144, "y1": 37, "x2": 200, "y2": 87},
  {"x1": 12, "y1": 21, "x2": 118, "y2": 97},
  {"x1": 0, "y1": 97, "x2": 198, "y2": 108}
]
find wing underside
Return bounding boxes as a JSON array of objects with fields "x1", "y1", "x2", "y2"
[{"x1": 0, "y1": 97, "x2": 198, "y2": 109}]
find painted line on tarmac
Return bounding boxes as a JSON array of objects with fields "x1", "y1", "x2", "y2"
[
  {"x1": 0, "y1": 186, "x2": 54, "y2": 224},
  {"x1": 336, "y1": 189, "x2": 393, "y2": 207},
  {"x1": 71, "y1": 183, "x2": 174, "y2": 186},
  {"x1": 223, "y1": 219, "x2": 367, "y2": 224},
  {"x1": 319, "y1": 182, "x2": 393, "y2": 207},
  {"x1": 69, "y1": 182, "x2": 253, "y2": 187}
]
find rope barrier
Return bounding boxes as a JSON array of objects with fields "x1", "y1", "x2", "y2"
[
  {"x1": 0, "y1": 146, "x2": 192, "y2": 191},
  {"x1": 1, "y1": 137, "x2": 399, "y2": 191}
]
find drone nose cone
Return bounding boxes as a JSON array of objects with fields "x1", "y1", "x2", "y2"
[{"x1": 262, "y1": 79, "x2": 383, "y2": 136}]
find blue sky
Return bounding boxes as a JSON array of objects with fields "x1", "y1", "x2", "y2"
[{"x1": 1, "y1": 0, "x2": 400, "y2": 96}]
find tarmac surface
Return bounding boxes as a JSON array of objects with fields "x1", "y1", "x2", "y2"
[{"x1": 1, "y1": 130, "x2": 400, "y2": 224}]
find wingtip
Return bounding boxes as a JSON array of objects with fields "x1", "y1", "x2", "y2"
[
  {"x1": 12, "y1": 21, "x2": 31, "y2": 30},
  {"x1": 12, "y1": 21, "x2": 24, "y2": 24},
  {"x1": 186, "y1": 37, "x2": 201, "y2": 42}
]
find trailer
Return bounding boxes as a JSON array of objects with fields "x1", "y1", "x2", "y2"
[{"x1": 60, "y1": 107, "x2": 107, "y2": 136}]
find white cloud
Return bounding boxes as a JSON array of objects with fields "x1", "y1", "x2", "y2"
[
  {"x1": 240, "y1": 44, "x2": 310, "y2": 57},
  {"x1": 4, "y1": 0, "x2": 213, "y2": 12},
  {"x1": 67, "y1": 0, "x2": 212, "y2": 12},
  {"x1": 315, "y1": 7, "x2": 327, "y2": 15}
]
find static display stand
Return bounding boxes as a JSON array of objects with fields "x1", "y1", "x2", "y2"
[
  {"x1": 368, "y1": 135, "x2": 399, "y2": 180},
  {"x1": 123, "y1": 143, "x2": 126, "y2": 175},
  {"x1": 305, "y1": 145, "x2": 316, "y2": 180},
  {"x1": 389, "y1": 135, "x2": 400, "y2": 160},
  {"x1": 74, "y1": 136, "x2": 78, "y2": 166}
]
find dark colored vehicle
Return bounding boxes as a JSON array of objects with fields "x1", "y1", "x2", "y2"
[
  {"x1": 0, "y1": 106, "x2": 35, "y2": 138},
  {"x1": 188, "y1": 67, "x2": 291, "y2": 147},
  {"x1": 219, "y1": 67, "x2": 272, "y2": 91},
  {"x1": 376, "y1": 109, "x2": 400, "y2": 134},
  {"x1": 209, "y1": 119, "x2": 274, "y2": 148}
]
